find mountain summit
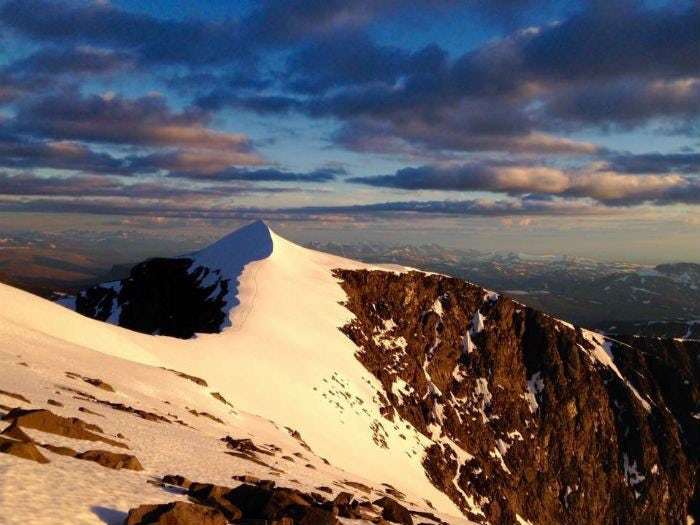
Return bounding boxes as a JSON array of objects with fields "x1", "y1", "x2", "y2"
[
  {"x1": 59, "y1": 220, "x2": 375, "y2": 338},
  {"x1": 0, "y1": 221, "x2": 697, "y2": 524}
]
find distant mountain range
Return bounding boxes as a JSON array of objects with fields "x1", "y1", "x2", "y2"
[{"x1": 307, "y1": 241, "x2": 700, "y2": 339}]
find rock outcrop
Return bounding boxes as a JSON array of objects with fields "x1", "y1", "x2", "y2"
[
  {"x1": 73, "y1": 258, "x2": 229, "y2": 338},
  {"x1": 334, "y1": 269, "x2": 699, "y2": 524},
  {"x1": 124, "y1": 501, "x2": 227, "y2": 525},
  {"x1": 0, "y1": 436, "x2": 49, "y2": 463},
  {"x1": 1, "y1": 408, "x2": 128, "y2": 448},
  {"x1": 76, "y1": 450, "x2": 143, "y2": 471}
]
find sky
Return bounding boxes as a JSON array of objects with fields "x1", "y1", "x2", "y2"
[{"x1": 0, "y1": 0, "x2": 698, "y2": 262}]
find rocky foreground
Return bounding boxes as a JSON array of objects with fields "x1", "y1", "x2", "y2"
[{"x1": 0, "y1": 368, "x2": 450, "y2": 525}]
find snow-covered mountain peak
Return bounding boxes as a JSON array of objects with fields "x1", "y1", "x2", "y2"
[{"x1": 189, "y1": 220, "x2": 274, "y2": 271}]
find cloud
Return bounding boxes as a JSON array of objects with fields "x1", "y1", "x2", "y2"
[
  {"x1": 0, "y1": 0, "x2": 450, "y2": 66},
  {"x1": 125, "y1": 150, "x2": 265, "y2": 176},
  {"x1": 0, "y1": 132, "x2": 130, "y2": 174},
  {"x1": 6, "y1": 91, "x2": 264, "y2": 174},
  {"x1": 0, "y1": 0, "x2": 242, "y2": 65},
  {"x1": 14, "y1": 92, "x2": 257, "y2": 152},
  {"x1": 5, "y1": 46, "x2": 133, "y2": 77},
  {"x1": 543, "y1": 78, "x2": 700, "y2": 128},
  {"x1": 284, "y1": 32, "x2": 412, "y2": 94},
  {"x1": 332, "y1": 116, "x2": 600, "y2": 156},
  {"x1": 606, "y1": 151, "x2": 700, "y2": 174},
  {"x1": 0, "y1": 193, "x2": 606, "y2": 220},
  {"x1": 277, "y1": 197, "x2": 608, "y2": 217},
  {"x1": 520, "y1": 3, "x2": 700, "y2": 81},
  {"x1": 350, "y1": 162, "x2": 699, "y2": 205},
  {"x1": 167, "y1": 166, "x2": 346, "y2": 182},
  {"x1": 0, "y1": 172, "x2": 297, "y2": 199},
  {"x1": 196, "y1": 2, "x2": 699, "y2": 156}
]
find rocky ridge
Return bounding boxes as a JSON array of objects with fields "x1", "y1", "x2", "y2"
[{"x1": 334, "y1": 269, "x2": 699, "y2": 524}]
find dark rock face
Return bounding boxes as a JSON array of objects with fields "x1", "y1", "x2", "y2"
[
  {"x1": 374, "y1": 497, "x2": 414, "y2": 525},
  {"x1": 124, "y1": 501, "x2": 227, "y2": 525},
  {"x1": 334, "y1": 269, "x2": 699, "y2": 524},
  {"x1": 183, "y1": 482, "x2": 340, "y2": 524},
  {"x1": 73, "y1": 258, "x2": 229, "y2": 338}
]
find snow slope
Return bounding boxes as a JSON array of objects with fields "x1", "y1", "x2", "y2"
[{"x1": 0, "y1": 221, "x2": 471, "y2": 524}]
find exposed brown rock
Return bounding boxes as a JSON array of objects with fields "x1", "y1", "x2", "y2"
[
  {"x1": 1, "y1": 420, "x2": 34, "y2": 442},
  {"x1": 41, "y1": 443, "x2": 78, "y2": 457},
  {"x1": 411, "y1": 509, "x2": 448, "y2": 525},
  {"x1": 210, "y1": 392, "x2": 234, "y2": 409},
  {"x1": 0, "y1": 389, "x2": 30, "y2": 403},
  {"x1": 374, "y1": 497, "x2": 413, "y2": 525},
  {"x1": 257, "y1": 479, "x2": 276, "y2": 490},
  {"x1": 124, "y1": 501, "x2": 226, "y2": 525},
  {"x1": 177, "y1": 478, "x2": 347, "y2": 524},
  {"x1": 162, "y1": 368, "x2": 208, "y2": 387},
  {"x1": 187, "y1": 483, "x2": 242, "y2": 520},
  {"x1": 343, "y1": 480, "x2": 372, "y2": 494},
  {"x1": 225, "y1": 451, "x2": 273, "y2": 469},
  {"x1": 1, "y1": 408, "x2": 128, "y2": 449},
  {"x1": 333, "y1": 491, "x2": 354, "y2": 506},
  {"x1": 0, "y1": 435, "x2": 49, "y2": 463},
  {"x1": 83, "y1": 377, "x2": 115, "y2": 392},
  {"x1": 58, "y1": 386, "x2": 170, "y2": 424},
  {"x1": 284, "y1": 426, "x2": 313, "y2": 452},
  {"x1": 76, "y1": 449, "x2": 143, "y2": 471},
  {"x1": 334, "y1": 269, "x2": 700, "y2": 524},
  {"x1": 79, "y1": 406, "x2": 104, "y2": 417},
  {"x1": 47, "y1": 399, "x2": 63, "y2": 407},
  {"x1": 162, "y1": 474, "x2": 191, "y2": 489},
  {"x1": 297, "y1": 506, "x2": 340, "y2": 524},
  {"x1": 232, "y1": 474, "x2": 260, "y2": 484},
  {"x1": 226, "y1": 483, "x2": 312, "y2": 519},
  {"x1": 187, "y1": 409, "x2": 223, "y2": 424}
]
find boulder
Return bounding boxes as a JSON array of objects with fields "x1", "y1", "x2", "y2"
[
  {"x1": 83, "y1": 377, "x2": 115, "y2": 392},
  {"x1": 162, "y1": 474, "x2": 191, "y2": 489},
  {"x1": 41, "y1": 443, "x2": 78, "y2": 457},
  {"x1": 224, "y1": 483, "x2": 274, "y2": 518},
  {"x1": 333, "y1": 491, "x2": 354, "y2": 506},
  {"x1": 0, "y1": 436, "x2": 49, "y2": 463},
  {"x1": 77, "y1": 449, "x2": 143, "y2": 471},
  {"x1": 374, "y1": 497, "x2": 414, "y2": 525},
  {"x1": 0, "y1": 421, "x2": 34, "y2": 442},
  {"x1": 124, "y1": 501, "x2": 226, "y2": 525},
  {"x1": 226, "y1": 483, "x2": 314, "y2": 520},
  {"x1": 187, "y1": 483, "x2": 241, "y2": 520},
  {"x1": 297, "y1": 506, "x2": 341, "y2": 525},
  {"x1": 263, "y1": 487, "x2": 312, "y2": 519},
  {"x1": 2, "y1": 408, "x2": 126, "y2": 448}
]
